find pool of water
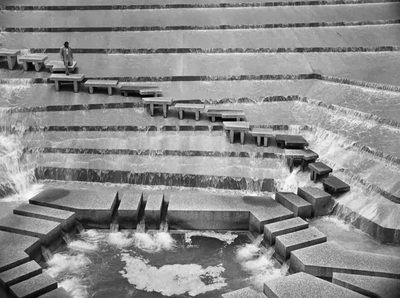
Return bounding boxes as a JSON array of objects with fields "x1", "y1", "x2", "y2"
[{"x1": 44, "y1": 230, "x2": 285, "y2": 298}]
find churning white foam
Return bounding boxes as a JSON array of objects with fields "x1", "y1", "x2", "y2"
[
  {"x1": 236, "y1": 244, "x2": 287, "y2": 290},
  {"x1": 107, "y1": 231, "x2": 134, "y2": 248},
  {"x1": 185, "y1": 231, "x2": 238, "y2": 245},
  {"x1": 59, "y1": 277, "x2": 89, "y2": 298},
  {"x1": 120, "y1": 253, "x2": 226, "y2": 296},
  {"x1": 46, "y1": 253, "x2": 91, "y2": 278},
  {"x1": 321, "y1": 215, "x2": 352, "y2": 231},
  {"x1": 69, "y1": 240, "x2": 99, "y2": 251},
  {"x1": 133, "y1": 232, "x2": 176, "y2": 253}
]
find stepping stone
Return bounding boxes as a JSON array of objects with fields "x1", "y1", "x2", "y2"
[
  {"x1": 46, "y1": 60, "x2": 77, "y2": 73},
  {"x1": 204, "y1": 108, "x2": 244, "y2": 122},
  {"x1": 291, "y1": 241, "x2": 400, "y2": 279},
  {"x1": 0, "y1": 214, "x2": 61, "y2": 246},
  {"x1": 222, "y1": 286, "x2": 265, "y2": 298},
  {"x1": 49, "y1": 74, "x2": 85, "y2": 93},
  {"x1": 0, "y1": 260, "x2": 42, "y2": 287},
  {"x1": 275, "y1": 192, "x2": 312, "y2": 218},
  {"x1": 19, "y1": 54, "x2": 48, "y2": 72},
  {"x1": 264, "y1": 217, "x2": 309, "y2": 245},
  {"x1": 332, "y1": 272, "x2": 400, "y2": 298},
  {"x1": 220, "y1": 110, "x2": 246, "y2": 121},
  {"x1": 84, "y1": 79, "x2": 119, "y2": 95},
  {"x1": 0, "y1": 49, "x2": 21, "y2": 69},
  {"x1": 322, "y1": 175, "x2": 350, "y2": 194},
  {"x1": 142, "y1": 97, "x2": 173, "y2": 118},
  {"x1": 145, "y1": 193, "x2": 164, "y2": 230},
  {"x1": 118, "y1": 190, "x2": 143, "y2": 229},
  {"x1": 264, "y1": 272, "x2": 367, "y2": 298},
  {"x1": 308, "y1": 162, "x2": 332, "y2": 182},
  {"x1": 222, "y1": 121, "x2": 250, "y2": 145},
  {"x1": 139, "y1": 88, "x2": 163, "y2": 97},
  {"x1": 249, "y1": 128, "x2": 275, "y2": 147},
  {"x1": 13, "y1": 204, "x2": 75, "y2": 232},
  {"x1": 285, "y1": 149, "x2": 319, "y2": 172},
  {"x1": 170, "y1": 103, "x2": 205, "y2": 121},
  {"x1": 10, "y1": 272, "x2": 57, "y2": 298},
  {"x1": 0, "y1": 231, "x2": 40, "y2": 273},
  {"x1": 276, "y1": 134, "x2": 308, "y2": 149},
  {"x1": 38, "y1": 287, "x2": 72, "y2": 298},
  {"x1": 275, "y1": 227, "x2": 326, "y2": 260},
  {"x1": 118, "y1": 83, "x2": 158, "y2": 96},
  {"x1": 297, "y1": 187, "x2": 332, "y2": 217}
]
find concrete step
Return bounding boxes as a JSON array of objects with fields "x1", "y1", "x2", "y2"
[
  {"x1": 144, "y1": 193, "x2": 164, "y2": 230},
  {"x1": 222, "y1": 286, "x2": 266, "y2": 298},
  {"x1": 9, "y1": 272, "x2": 57, "y2": 298},
  {"x1": 264, "y1": 217, "x2": 308, "y2": 245},
  {"x1": 13, "y1": 204, "x2": 75, "y2": 232},
  {"x1": 0, "y1": 214, "x2": 61, "y2": 247},
  {"x1": 275, "y1": 192, "x2": 312, "y2": 218},
  {"x1": 118, "y1": 190, "x2": 143, "y2": 229},
  {"x1": 38, "y1": 287, "x2": 72, "y2": 298},
  {"x1": 0, "y1": 261, "x2": 42, "y2": 288},
  {"x1": 264, "y1": 272, "x2": 366, "y2": 298},
  {"x1": 322, "y1": 175, "x2": 351, "y2": 194},
  {"x1": 297, "y1": 187, "x2": 332, "y2": 217},
  {"x1": 275, "y1": 227, "x2": 327, "y2": 260}
]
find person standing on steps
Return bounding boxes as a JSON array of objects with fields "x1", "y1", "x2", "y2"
[{"x1": 60, "y1": 41, "x2": 73, "y2": 75}]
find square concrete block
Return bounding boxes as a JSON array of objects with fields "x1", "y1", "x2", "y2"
[
  {"x1": 297, "y1": 187, "x2": 332, "y2": 217},
  {"x1": 145, "y1": 193, "x2": 164, "y2": 229},
  {"x1": 322, "y1": 175, "x2": 350, "y2": 194},
  {"x1": 118, "y1": 190, "x2": 143, "y2": 229},
  {"x1": 275, "y1": 227, "x2": 327, "y2": 260},
  {"x1": 0, "y1": 260, "x2": 42, "y2": 287},
  {"x1": 275, "y1": 192, "x2": 312, "y2": 218},
  {"x1": 264, "y1": 217, "x2": 309, "y2": 245},
  {"x1": 10, "y1": 272, "x2": 57, "y2": 298}
]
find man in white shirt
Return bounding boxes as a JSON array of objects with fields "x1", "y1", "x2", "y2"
[{"x1": 60, "y1": 41, "x2": 73, "y2": 75}]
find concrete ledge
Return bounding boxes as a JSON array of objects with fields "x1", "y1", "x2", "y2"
[
  {"x1": 263, "y1": 272, "x2": 366, "y2": 298},
  {"x1": 117, "y1": 190, "x2": 143, "y2": 229},
  {"x1": 145, "y1": 193, "x2": 164, "y2": 230},
  {"x1": 10, "y1": 272, "x2": 57, "y2": 298},
  {"x1": 264, "y1": 217, "x2": 308, "y2": 245},
  {"x1": 13, "y1": 204, "x2": 75, "y2": 232},
  {"x1": 290, "y1": 242, "x2": 400, "y2": 279},
  {"x1": 322, "y1": 175, "x2": 351, "y2": 194},
  {"x1": 0, "y1": 261, "x2": 42, "y2": 288},
  {"x1": 38, "y1": 287, "x2": 72, "y2": 298},
  {"x1": 332, "y1": 272, "x2": 400, "y2": 298},
  {"x1": 275, "y1": 192, "x2": 312, "y2": 218},
  {"x1": 275, "y1": 227, "x2": 327, "y2": 260},
  {"x1": 222, "y1": 286, "x2": 265, "y2": 298},
  {"x1": 297, "y1": 187, "x2": 332, "y2": 217}
]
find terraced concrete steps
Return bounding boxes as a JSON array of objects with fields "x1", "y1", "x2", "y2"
[
  {"x1": 13, "y1": 204, "x2": 75, "y2": 232},
  {"x1": 9, "y1": 272, "x2": 57, "y2": 298},
  {"x1": 297, "y1": 187, "x2": 332, "y2": 217},
  {"x1": 275, "y1": 192, "x2": 312, "y2": 218},
  {"x1": 275, "y1": 227, "x2": 327, "y2": 260},
  {"x1": 0, "y1": 261, "x2": 42, "y2": 288},
  {"x1": 264, "y1": 272, "x2": 367, "y2": 298},
  {"x1": 0, "y1": 214, "x2": 61, "y2": 246},
  {"x1": 264, "y1": 217, "x2": 308, "y2": 245}
]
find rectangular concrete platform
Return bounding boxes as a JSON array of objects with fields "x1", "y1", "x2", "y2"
[
  {"x1": 13, "y1": 204, "x2": 75, "y2": 232},
  {"x1": 222, "y1": 286, "x2": 265, "y2": 298},
  {"x1": 0, "y1": 231, "x2": 40, "y2": 273},
  {"x1": 275, "y1": 192, "x2": 312, "y2": 218},
  {"x1": 29, "y1": 187, "x2": 118, "y2": 229},
  {"x1": 249, "y1": 128, "x2": 275, "y2": 147},
  {"x1": 49, "y1": 74, "x2": 85, "y2": 93},
  {"x1": 46, "y1": 60, "x2": 77, "y2": 73},
  {"x1": 322, "y1": 175, "x2": 351, "y2": 194},
  {"x1": 118, "y1": 190, "x2": 143, "y2": 229},
  {"x1": 332, "y1": 272, "x2": 400, "y2": 298},
  {"x1": 84, "y1": 79, "x2": 119, "y2": 95},
  {"x1": 297, "y1": 187, "x2": 332, "y2": 217},
  {"x1": 38, "y1": 287, "x2": 72, "y2": 298},
  {"x1": 0, "y1": 214, "x2": 61, "y2": 247},
  {"x1": 10, "y1": 272, "x2": 57, "y2": 298},
  {"x1": 19, "y1": 54, "x2": 48, "y2": 71},
  {"x1": 0, "y1": 260, "x2": 42, "y2": 288},
  {"x1": 276, "y1": 134, "x2": 309, "y2": 149},
  {"x1": 145, "y1": 193, "x2": 164, "y2": 230},
  {"x1": 275, "y1": 227, "x2": 327, "y2": 260},
  {"x1": 308, "y1": 162, "x2": 332, "y2": 182},
  {"x1": 264, "y1": 217, "x2": 309, "y2": 245},
  {"x1": 264, "y1": 272, "x2": 366, "y2": 298}
]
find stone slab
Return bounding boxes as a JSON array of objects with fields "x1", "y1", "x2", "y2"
[
  {"x1": 220, "y1": 111, "x2": 246, "y2": 119},
  {"x1": 0, "y1": 231, "x2": 40, "y2": 273},
  {"x1": 275, "y1": 192, "x2": 312, "y2": 218},
  {"x1": 297, "y1": 187, "x2": 332, "y2": 217},
  {"x1": 0, "y1": 49, "x2": 21, "y2": 56},
  {"x1": 284, "y1": 149, "x2": 319, "y2": 161},
  {"x1": 13, "y1": 204, "x2": 75, "y2": 232},
  {"x1": 0, "y1": 260, "x2": 42, "y2": 287},
  {"x1": 139, "y1": 88, "x2": 163, "y2": 96},
  {"x1": 332, "y1": 272, "x2": 400, "y2": 298},
  {"x1": 19, "y1": 55, "x2": 47, "y2": 62},
  {"x1": 308, "y1": 162, "x2": 332, "y2": 175},
  {"x1": 47, "y1": 61, "x2": 77, "y2": 72},
  {"x1": 276, "y1": 134, "x2": 309, "y2": 149},
  {"x1": 84, "y1": 79, "x2": 118, "y2": 87},
  {"x1": 222, "y1": 121, "x2": 250, "y2": 131},
  {"x1": 205, "y1": 108, "x2": 243, "y2": 117},
  {"x1": 264, "y1": 217, "x2": 309, "y2": 245},
  {"x1": 291, "y1": 241, "x2": 400, "y2": 279},
  {"x1": 275, "y1": 227, "x2": 327, "y2": 260},
  {"x1": 29, "y1": 188, "x2": 118, "y2": 228},
  {"x1": 118, "y1": 190, "x2": 143, "y2": 229},
  {"x1": 142, "y1": 97, "x2": 173, "y2": 105},
  {"x1": 0, "y1": 214, "x2": 61, "y2": 246},
  {"x1": 170, "y1": 103, "x2": 205, "y2": 111},
  {"x1": 264, "y1": 272, "x2": 367, "y2": 298},
  {"x1": 10, "y1": 272, "x2": 57, "y2": 298},
  {"x1": 222, "y1": 286, "x2": 265, "y2": 298},
  {"x1": 249, "y1": 128, "x2": 274, "y2": 137},
  {"x1": 322, "y1": 175, "x2": 351, "y2": 193},
  {"x1": 145, "y1": 193, "x2": 164, "y2": 229},
  {"x1": 38, "y1": 287, "x2": 72, "y2": 298},
  {"x1": 118, "y1": 83, "x2": 158, "y2": 91},
  {"x1": 49, "y1": 74, "x2": 85, "y2": 82}
]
